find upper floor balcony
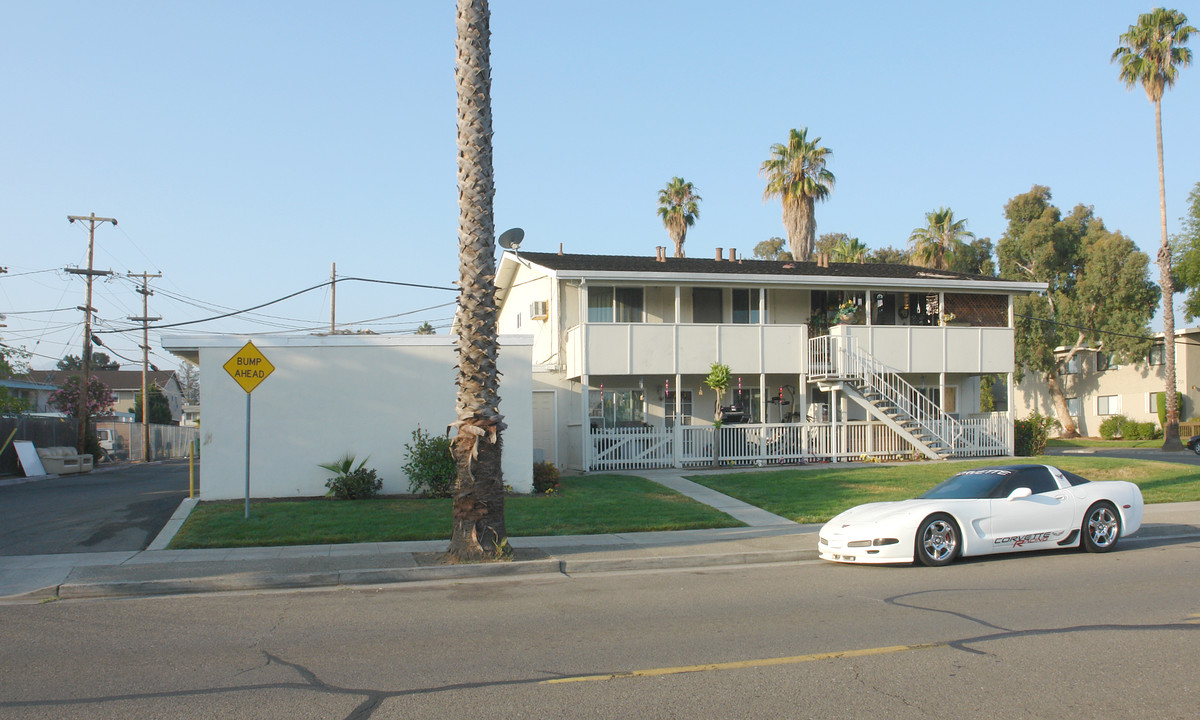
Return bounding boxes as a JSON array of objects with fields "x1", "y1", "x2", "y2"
[
  {"x1": 561, "y1": 283, "x2": 1016, "y2": 378},
  {"x1": 564, "y1": 322, "x2": 1015, "y2": 379}
]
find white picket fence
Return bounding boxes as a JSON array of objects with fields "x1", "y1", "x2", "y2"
[{"x1": 590, "y1": 421, "x2": 949, "y2": 471}]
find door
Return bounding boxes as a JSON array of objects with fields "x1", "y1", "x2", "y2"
[
  {"x1": 986, "y1": 467, "x2": 1074, "y2": 553},
  {"x1": 532, "y1": 390, "x2": 558, "y2": 466}
]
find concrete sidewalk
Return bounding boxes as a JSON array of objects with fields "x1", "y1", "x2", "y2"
[{"x1": 2, "y1": 472, "x2": 1198, "y2": 604}]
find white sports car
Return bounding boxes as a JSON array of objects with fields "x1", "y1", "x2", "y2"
[{"x1": 818, "y1": 464, "x2": 1144, "y2": 566}]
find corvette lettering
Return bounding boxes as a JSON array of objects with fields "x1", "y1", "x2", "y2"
[{"x1": 994, "y1": 532, "x2": 1052, "y2": 548}]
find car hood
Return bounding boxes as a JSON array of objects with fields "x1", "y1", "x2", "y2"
[{"x1": 824, "y1": 498, "x2": 949, "y2": 528}]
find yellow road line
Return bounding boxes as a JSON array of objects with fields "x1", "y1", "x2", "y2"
[{"x1": 542, "y1": 642, "x2": 945, "y2": 685}]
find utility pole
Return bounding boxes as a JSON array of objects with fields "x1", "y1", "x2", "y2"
[
  {"x1": 128, "y1": 271, "x2": 162, "y2": 462},
  {"x1": 66, "y1": 213, "x2": 116, "y2": 455},
  {"x1": 330, "y1": 262, "x2": 336, "y2": 334}
]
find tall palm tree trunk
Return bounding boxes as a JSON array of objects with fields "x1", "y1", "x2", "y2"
[
  {"x1": 449, "y1": 0, "x2": 508, "y2": 560},
  {"x1": 1156, "y1": 98, "x2": 1183, "y2": 451}
]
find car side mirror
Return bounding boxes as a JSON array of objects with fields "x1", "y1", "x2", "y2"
[{"x1": 1007, "y1": 487, "x2": 1032, "y2": 501}]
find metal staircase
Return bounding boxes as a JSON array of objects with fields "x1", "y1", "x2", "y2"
[{"x1": 807, "y1": 335, "x2": 987, "y2": 459}]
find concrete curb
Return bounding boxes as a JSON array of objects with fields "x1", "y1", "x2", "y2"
[{"x1": 146, "y1": 497, "x2": 198, "y2": 551}]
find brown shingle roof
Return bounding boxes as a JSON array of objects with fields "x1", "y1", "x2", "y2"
[{"x1": 516, "y1": 251, "x2": 1004, "y2": 283}]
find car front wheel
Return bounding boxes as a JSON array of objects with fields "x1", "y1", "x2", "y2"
[
  {"x1": 1081, "y1": 502, "x2": 1121, "y2": 553},
  {"x1": 915, "y1": 513, "x2": 960, "y2": 567},
  {"x1": 1189, "y1": 437, "x2": 1200, "y2": 456}
]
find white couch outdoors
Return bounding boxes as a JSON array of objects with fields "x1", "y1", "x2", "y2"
[{"x1": 35, "y1": 447, "x2": 94, "y2": 475}]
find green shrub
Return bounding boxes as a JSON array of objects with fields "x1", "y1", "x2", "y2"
[
  {"x1": 532, "y1": 461, "x2": 561, "y2": 494},
  {"x1": 1015, "y1": 412, "x2": 1058, "y2": 456},
  {"x1": 1156, "y1": 391, "x2": 1184, "y2": 427},
  {"x1": 402, "y1": 427, "x2": 455, "y2": 498},
  {"x1": 1124, "y1": 421, "x2": 1159, "y2": 440},
  {"x1": 319, "y1": 454, "x2": 383, "y2": 500},
  {"x1": 1099, "y1": 415, "x2": 1129, "y2": 440}
]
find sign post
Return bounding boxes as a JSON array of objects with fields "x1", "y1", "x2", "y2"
[{"x1": 222, "y1": 341, "x2": 275, "y2": 519}]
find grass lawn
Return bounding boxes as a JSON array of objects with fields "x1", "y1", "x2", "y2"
[
  {"x1": 687, "y1": 456, "x2": 1200, "y2": 525},
  {"x1": 1047, "y1": 438, "x2": 1166, "y2": 449},
  {"x1": 169, "y1": 474, "x2": 744, "y2": 549}
]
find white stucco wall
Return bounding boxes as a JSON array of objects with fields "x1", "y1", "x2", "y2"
[{"x1": 162, "y1": 334, "x2": 533, "y2": 499}]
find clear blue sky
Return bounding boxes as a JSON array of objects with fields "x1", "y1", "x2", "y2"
[{"x1": 3, "y1": 1, "x2": 1198, "y2": 372}]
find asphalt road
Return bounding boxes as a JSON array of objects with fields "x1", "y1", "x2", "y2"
[
  {"x1": 0, "y1": 461, "x2": 192, "y2": 556},
  {"x1": 1045, "y1": 445, "x2": 1200, "y2": 465},
  {"x1": 0, "y1": 533, "x2": 1196, "y2": 718}
]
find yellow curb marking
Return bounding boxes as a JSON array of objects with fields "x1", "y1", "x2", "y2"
[
  {"x1": 1186, "y1": 613, "x2": 1200, "y2": 624},
  {"x1": 542, "y1": 642, "x2": 945, "y2": 684}
]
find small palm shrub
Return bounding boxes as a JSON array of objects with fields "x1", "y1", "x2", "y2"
[
  {"x1": 402, "y1": 427, "x2": 455, "y2": 498},
  {"x1": 320, "y1": 454, "x2": 383, "y2": 500},
  {"x1": 532, "y1": 461, "x2": 561, "y2": 494}
]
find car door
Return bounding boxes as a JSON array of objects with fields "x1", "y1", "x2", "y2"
[{"x1": 985, "y1": 467, "x2": 1075, "y2": 553}]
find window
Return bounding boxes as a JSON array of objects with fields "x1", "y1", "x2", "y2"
[
  {"x1": 587, "y1": 287, "x2": 613, "y2": 322},
  {"x1": 993, "y1": 467, "x2": 1058, "y2": 497},
  {"x1": 589, "y1": 389, "x2": 644, "y2": 429},
  {"x1": 1096, "y1": 351, "x2": 1118, "y2": 372},
  {"x1": 587, "y1": 287, "x2": 643, "y2": 323},
  {"x1": 1065, "y1": 397, "x2": 1081, "y2": 419},
  {"x1": 729, "y1": 388, "x2": 762, "y2": 423},
  {"x1": 1148, "y1": 391, "x2": 1165, "y2": 414},
  {"x1": 1061, "y1": 354, "x2": 1082, "y2": 375},
  {"x1": 1148, "y1": 342, "x2": 1165, "y2": 366},
  {"x1": 1097, "y1": 395, "x2": 1121, "y2": 416},
  {"x1": 731, "y1": 289, "x2": 761, "y2": 324},
  {"x1": 692, "y1": 288, "x2": 722, "y2": 323},
  {"x1": 665, "y1": 390, "x2": 693, "y2": 428}
]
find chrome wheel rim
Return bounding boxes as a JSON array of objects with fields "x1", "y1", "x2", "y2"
[
  {"x1": 922, "y1": 520, "x2": 957, "y2": 561},
  {"x1": 1088, "y1": 507, "x2": 1119, "y2": 548}
]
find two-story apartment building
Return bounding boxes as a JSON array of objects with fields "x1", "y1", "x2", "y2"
[
  {"x1": 1014, "y1": 327, "x2": 1200, "y2": 436},
  {"x1": 497, "y1": 247, "x2": 1046, "y2": 471}
]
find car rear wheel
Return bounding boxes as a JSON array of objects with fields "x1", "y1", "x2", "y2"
[
  {"x1": 1189, "y1": 438, "x2": 1200, "y2": 456},
  {"x1": 915, "y1": 513, "x2": 960, "y2": 567},
  {"x1": 1081, "y1": 502, "x2": 1121, "y2": 553}
]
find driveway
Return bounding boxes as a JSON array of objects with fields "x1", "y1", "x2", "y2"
[
  {"x1": 0, "y1": 461, "x2": 193, "y2": 556},
  {"x1": 1044, "y1": 446, "x2": 1200, "y2": 466}
]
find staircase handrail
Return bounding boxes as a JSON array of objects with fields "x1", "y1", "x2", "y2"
[{"x1": 809, "y1": 335, "x2": 966, "y2": 451}]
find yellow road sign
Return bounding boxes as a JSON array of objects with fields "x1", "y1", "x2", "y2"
[{"x1": 223, "y1": 341, "x2": 275, "y2": 393}]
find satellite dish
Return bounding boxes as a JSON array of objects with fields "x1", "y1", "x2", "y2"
[{"x1": 498, "y1": 227, "x2": 524, "y2": 251}]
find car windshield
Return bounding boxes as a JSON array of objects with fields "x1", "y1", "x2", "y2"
[{"x1": 919, "y1": 469, "x2": 1014, "y2": 499}]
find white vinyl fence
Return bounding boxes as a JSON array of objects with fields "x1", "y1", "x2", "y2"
[{"x1": 95, "y1": 421, "x2": 200, "y2": 462}]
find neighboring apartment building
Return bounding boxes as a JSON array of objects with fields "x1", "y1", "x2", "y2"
[
  {"x1": 1013, "y1": 327, "x2": 1200, "y2": 436},
  {"x1": 26, "y1": 369, "x2": 185, "y2": 423},
  {"x1": 496, "y1": 248, "x2": 1045, "y2": 471},
  {"x1": 0, "y1": 378, "x2": 56, "y2": 413}
]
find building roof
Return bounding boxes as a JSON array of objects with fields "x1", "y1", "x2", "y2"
[
  {"x1": 24, "y1": 369, "x2": 180, "y2": 392},
  {"x1": 501, "y1": 251, "x2": 1046, "y2": 294}
]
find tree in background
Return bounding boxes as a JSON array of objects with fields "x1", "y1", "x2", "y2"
[
  {"x1": 414, "y1": 321, "x2": 437, "y2": 335},
  {"x1": 179, "y1": 361, "x2": 200, "y2": 404},
  {"x1": 868, "y1": 246, "x2": 909, "y2": 264},
  {"x1": 815, "y1": 232, "x2": 851, "y2": 258},
  {"x1": 1113, "y1": 7, "x2": 1194, "y2": 450},
  {"x1": 656, "y1": 177, "x2": 701, "y2": 258},
  {"x1": 761, "y1": 127, "x2": 835, "y2": 262},
  {"x1": 909, "y1": 207, "x2": 974, "y2": 270},
  {"x1": 752, "y1": 237, "x2": 792, "y2": 261},
  {"x1": 448, "y1": 0, "x2": 507, "y2": 562},
  {"x1": 1172, "y1": 181, "x2": 1200, "y2": 319},
  {"x1": 830, "y1": 235, "x2": 869, "y2": 263},
  {"x1": 57, "y1": 352, "x2": 120, "y2": 371},
  {"x1": 130, "y1": 385, "x2": 173, "y2": 425},
  {"x1": 0, "y1": 344, "x2": 31, "y2": 413},
  {"x1": 49, "y1": 375, "x2": 115, "y2": 419},
  {"x1": 949, "y1": 237, "x2": 997, "y2": 276},
  {"x1": 998, "y1": 186, "x2": 1158, "y2": 438}
]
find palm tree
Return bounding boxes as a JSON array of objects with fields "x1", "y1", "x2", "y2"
[
  {"x1": 908, "y1": 208, "x2": 974, "y2": 270},
  {"x1": 760, "y1": 127, "x2": 835, "y2": 262},
  {"x1": 1113, "y1": 8, "x2": 1195, "y2": 451},
  {"x1": 414, "y1": 321, "x2": 436, "y2": 335},
  {"x1": 656, "y1": 177, "x2": 701, "y2": 258},
  {"x1": 830, "y1": 235, "x2": 870, "y2": 263},
  {"x1": 448, "y1": 0, "x2": 507, "y2": 561}
]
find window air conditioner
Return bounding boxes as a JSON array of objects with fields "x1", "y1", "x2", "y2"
[{"x1": 529, "y1": 300, "x2": 549, "y2": 320}]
